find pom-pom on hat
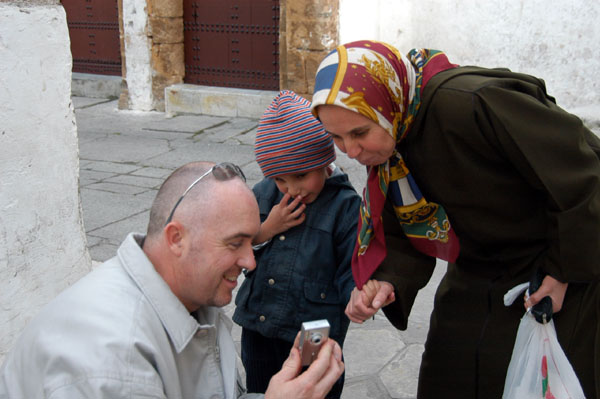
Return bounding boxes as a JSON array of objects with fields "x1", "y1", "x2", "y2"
[{"x1": 255, "y1": 90, "x2": 335, "y2": 178}]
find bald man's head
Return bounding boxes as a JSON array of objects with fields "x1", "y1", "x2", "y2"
[
  {"x1": 142, "y1": 161, "x2": 260, "y2": 311},
  {"x1": 146, "y1": 161, "x2": 250, "y2": 238}
]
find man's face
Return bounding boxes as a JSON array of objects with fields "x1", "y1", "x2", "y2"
[{"x1": 178, "y1": 181, "x2": 260, "y2": 310}]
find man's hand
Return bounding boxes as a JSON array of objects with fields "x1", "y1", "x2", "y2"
[
  {"x1": 264, "y1": 336, "x2": 344, "y2": 399},
  {"x1": 345, "y1": 280, "x2": 395, "y2": 323},
  {"x1": 524, "y1": 275, "x2": 568, "y2": 313},
  {"x1": 254, "y1": 193, "x2": 306, "y2": 244}
]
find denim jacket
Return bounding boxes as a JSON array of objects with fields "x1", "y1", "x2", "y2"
[{"x1": 233, "y1": 167, "x2": 361, "y2": 343}]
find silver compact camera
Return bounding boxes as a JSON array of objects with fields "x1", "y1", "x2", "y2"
[{"x1": 299, "y1": 319, "x2": 330, "y2": 366}]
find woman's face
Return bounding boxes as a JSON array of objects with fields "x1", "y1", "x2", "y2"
[{"x1": 316, "y1": 105, "x2": 396, "y2": 166}]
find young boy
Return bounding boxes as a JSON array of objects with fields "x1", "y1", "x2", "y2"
[{"x1": 233, "y1": 90, "x2": 361, "y2": 398}]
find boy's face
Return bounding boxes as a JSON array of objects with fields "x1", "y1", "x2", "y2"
[{"x1": 273, "y1": 168, "x2": 328, "y2": 204}]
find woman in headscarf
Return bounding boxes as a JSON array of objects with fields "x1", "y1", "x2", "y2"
[{"x1": 310, "y1": 40, "x2": 600, "y2": 398}]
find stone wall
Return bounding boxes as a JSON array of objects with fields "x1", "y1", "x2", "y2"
[
  {"x1": 280, "y1": 0, "x2": 339, "y2": 99},
  {"x1": 0, "y1": 2, "x2": 92, "y2": 362}
]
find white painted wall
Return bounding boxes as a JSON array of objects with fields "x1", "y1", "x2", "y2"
[
  {"x1": 0, "y1": 3, "x2": 92, "y2": 362},
  {"x1": 339, "y1": 0, "x2": 599, "y2": 112},
  {"x1": 122, "y1": 0, "x2": 153, "y2": 111}
]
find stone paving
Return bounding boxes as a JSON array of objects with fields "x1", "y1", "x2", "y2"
[{"x1": 75, "y1": 95, "x2": 446, "y2": 399}]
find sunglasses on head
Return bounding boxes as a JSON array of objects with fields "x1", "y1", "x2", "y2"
[{"x1": 164, "y1": 162, "x2": 246, "y2": 226}]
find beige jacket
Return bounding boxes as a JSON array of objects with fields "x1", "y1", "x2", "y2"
[{"x1": 0, "y1": 233, "x2": 262, "y2": 399}]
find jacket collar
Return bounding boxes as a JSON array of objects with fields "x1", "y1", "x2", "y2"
[{"x1": 117, "y1": 233, "x2": 231, "y2": 353}]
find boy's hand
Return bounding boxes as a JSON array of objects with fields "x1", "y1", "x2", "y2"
[
  {"x1": 262, "y1": 193, "x2": 306, "y2": 238},
  {"x1": 345, "y1": 280, "x2": 395, "y2": 323}
]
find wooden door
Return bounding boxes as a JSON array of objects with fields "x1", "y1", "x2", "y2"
[
  {"x1": 62, "y1": 0, "x2": 121, "y2": 76},
  {"x1": 183, "y1": 0, "x2": 280, "y2": 90}
]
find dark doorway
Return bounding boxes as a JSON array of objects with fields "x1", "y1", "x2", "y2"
[
  {"x1": 62, "y1": 0, "x2": 122, "y2": 76},
  {"x1": 183, "y1": 0, "x2": 280, "y2": 90}
]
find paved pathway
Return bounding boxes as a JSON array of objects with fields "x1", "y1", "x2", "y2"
[{"x1": 75, "y1": 96, "x2": 446, "y2": 399}]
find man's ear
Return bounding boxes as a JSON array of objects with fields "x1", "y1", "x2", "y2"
[{"x1": 164, "y1": 221, "x2": 185, "y2": 257}]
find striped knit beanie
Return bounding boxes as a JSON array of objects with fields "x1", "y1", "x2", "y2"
[{"x1": 255, "y1": 90, "x2": 335, "y2": 178}]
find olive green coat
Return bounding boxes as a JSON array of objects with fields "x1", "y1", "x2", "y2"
[{"x1": 374, "y1": 66, "x2": 600, "y2": 398}]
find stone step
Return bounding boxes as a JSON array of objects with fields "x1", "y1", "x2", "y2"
[
  {"x1": 165, "y1": 84, "x2": 278, "y2": 119},
  {"x1": 72, "y1": 73, "x2": 122, "y2": 99}
]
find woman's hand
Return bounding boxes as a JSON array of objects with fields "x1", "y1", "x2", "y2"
[
  {"x1": 345, "y1": 280, "x2": 395, "y2": 323},
  {"x1": 525, "y1": 275, "x2": 568, "y2": 313}
]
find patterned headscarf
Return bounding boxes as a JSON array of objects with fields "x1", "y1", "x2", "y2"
[
  {"x1": 256, "y1": 90, "x2": 335, "y2": 177},
  {"x1": 311, "y1": 40, "x2": 460, "y2": 288}
]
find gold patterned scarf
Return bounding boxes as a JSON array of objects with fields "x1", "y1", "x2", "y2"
[{"x1": 311, "y1": 40, "x2": 460, "y2": 288}]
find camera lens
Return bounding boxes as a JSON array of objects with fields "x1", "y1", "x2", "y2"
[{"x1": 310, "y1": 332, "x2": 322, "y2": 344}]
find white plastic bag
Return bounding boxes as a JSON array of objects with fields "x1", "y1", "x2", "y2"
[{"x1": 503, "y1": 284, "x2": 586, "y2": 399}]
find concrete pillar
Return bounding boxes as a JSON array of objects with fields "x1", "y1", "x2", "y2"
[
  {"x1": 120, "y1": 0, "x2": 153, "y2": 111},
  {"x1": 119, "y1": 0, "x2": 184, "y2": 112},
  {"x1": 0, "y1": 1, "x2": 92, "y2": 362}
]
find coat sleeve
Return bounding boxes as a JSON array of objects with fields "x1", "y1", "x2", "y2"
[
  {"x1": 371, "y1": 199, "x2": 436, "y2": 330},
  {"x1": 333, "y1": 191, "x2": 362, "y2": 305},
  {"x1": 476, "y1": 84, "x2": 600, "y2": 283}
]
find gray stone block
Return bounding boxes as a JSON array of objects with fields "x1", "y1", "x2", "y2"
[
  {"x1": 142, "y1": 142, "x2": 255, "y2": 170},
  {"x1": 81, "y1": 160, "x2": 140, "y2": 174},
  {"x1": 88, "y1": 241, "x2": 119, "y2": 263},
  {"x1": 343, "y1": 327, "x2": 405, "y2": 380},
  {"x1": 89, "y1": 210, "x2": 151, "y2": 254},
  {"x1": 104, "y1": 174, "x2": 164, "y2": 189},
  {"x1": 150, "y1": 113, "x2": 229, "y2": 134},
  {"x1": 130, "y1": 167, "x2": 173, "y2": 179},
  {"x1": 165, "y1": 84, "x2": 277, "y2": 119},
  {"x1": 380, "y1": 344, "x2": 424, "y2": 398},
  {"x1": 342, "y1": 377, "x2": 393, "y2": 399},
  {"x1": 80, "y1": 170, "x2": 116, "y2": 186},
  {"x1": 80, "y1": 188, "x2": 154, "y2": 232},
  {"x1": 79, "y1": 135, "x2": 170, "y2": 163},
  {"x1": 72, "y1": 73, "x2": 121, "y2": 99},
  {"x1": 84, "y1": 182, "x2": 150, "y2": 196}
]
